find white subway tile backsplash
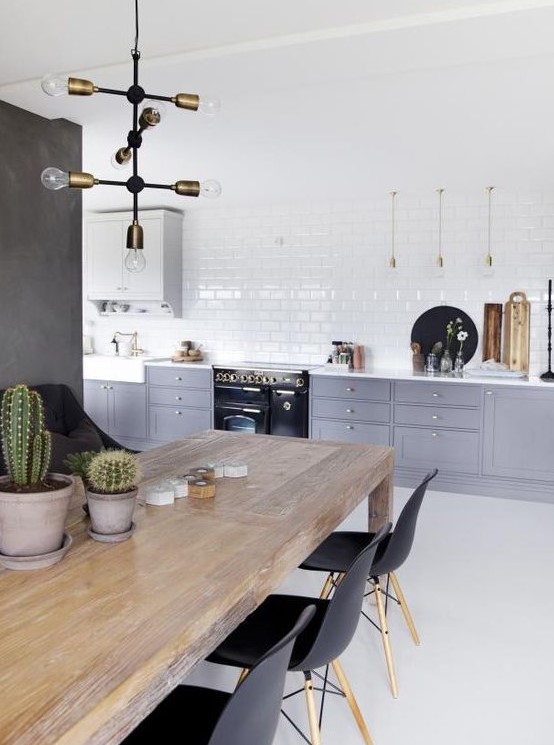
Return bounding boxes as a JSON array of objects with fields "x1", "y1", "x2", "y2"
[{"x1": 85, "y1": 191, "x2": 554, "y2": 374}]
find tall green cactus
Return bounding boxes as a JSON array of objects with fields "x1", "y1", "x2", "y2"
[{"x1": 0, "y1": 384, "x2": 52, "y2": 488}]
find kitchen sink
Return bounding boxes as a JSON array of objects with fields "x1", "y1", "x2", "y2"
[{"x1": 82, "y1": 354, "x2": 164, "y2": 383}]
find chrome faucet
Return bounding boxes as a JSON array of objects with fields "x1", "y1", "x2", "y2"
[{"x1": 111, "y1": 331, "x2": 143, "y2": 357}]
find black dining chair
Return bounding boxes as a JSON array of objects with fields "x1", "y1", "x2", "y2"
[
  {"x1": 121, "y1": 604, "x2": 317, "y2": 745},
  {"x1": 298, "y1": 468, "x2": 438, "y2": 698},
  {"x1": 206, "y1": 523, "x2": 392, "y2": 745}
]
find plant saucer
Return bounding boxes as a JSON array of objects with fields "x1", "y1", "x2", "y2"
[
  {"x1": 88, "y1": 522, "x2": 136, "y2": 543},
  {"x1": 0, "y1": 533, "x2": 73, "y2": 571}
]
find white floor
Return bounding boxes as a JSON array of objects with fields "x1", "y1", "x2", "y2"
[{"x1": 184, "y1": 485, "x2": 554, "y2": 745}]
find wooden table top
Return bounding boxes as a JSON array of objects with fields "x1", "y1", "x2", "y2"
[{"x1": 0, "y1": 430, "x2": 393, "y2": 745}]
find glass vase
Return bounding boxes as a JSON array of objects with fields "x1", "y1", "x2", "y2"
[
  {"x1": 454, "y1": 350, "x2": 464, "y2": 374},
  {"x1": 440, "y1": 350, "x2": 453, "y2": 374}
]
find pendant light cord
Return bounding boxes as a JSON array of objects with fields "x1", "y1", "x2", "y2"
[
  {"x1": 437, "y1": 188, "x2": 444, "y2": 267},
  {"x1": 486, "y1": 186, "x2": 494, "y2": 266},
  {"x1": 133, "y1": 0, "x2": 139, "y2": 54},
  {"x1": 389, "y1": 191, "x2": 397, "y2": 268}
]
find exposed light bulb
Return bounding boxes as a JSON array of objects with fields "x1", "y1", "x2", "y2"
[
  {"x1": 200, "y1": 179, "x2": 222, "y2": 199},
  {"x1": 125, "y1": 248, "x2": 146, "y2": 273},
  {"x1": 139, "y1": 100, "x2": 167, "y2": 129},
  {"x1": 41, "y1": 74, "x2": 69, "y2": 96},
  {"x1": 198, "y1": 96, "x2": 221, "y2": 116},
  {"x1": 41, "y1": 167, "x2": 69, "y2": 190},
  {"x1": 111, "y1": 147, "x2": 132, "y2": 170}
]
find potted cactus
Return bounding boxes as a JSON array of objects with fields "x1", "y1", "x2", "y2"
[
  {"x1": 0, "y1": 384, "x2": 74, "y2": 565},
  {"x1": 85, "y1": 449, "x2": 141, "y2": 541}
]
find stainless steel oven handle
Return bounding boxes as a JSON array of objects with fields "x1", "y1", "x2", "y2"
[
  {"x1": 243, "y1": 408, "x2": 262, "y2": 414},
  {"x1": 243, "y1": 387, "x2": 262, "y2": 392},
  {"x1": 274, "y1": 389, "x2": 297, "y2": 395}
]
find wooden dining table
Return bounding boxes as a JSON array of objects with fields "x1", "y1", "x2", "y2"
[{"x1": 0, "y1": 430, "x2": 393, "y2": 745}]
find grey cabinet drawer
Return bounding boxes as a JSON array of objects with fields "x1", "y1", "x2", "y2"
[
  {"x1": 312, "y1": 377, "x2": 391, "y2": 401},
  {"x1": 148, "y1": 405, "x2": 212, "y2": 442},
  {"x1": 312, "y1": 398, "x2": 390, "y2": 423},
  {"x1": 395, "y1": 381, "x2": 481, "y2": 407},
  {"x1": 312, "y1": 419, "x2": 390, "y2": 446},
  {"x1": 149, "y1": 387, "x2": 211, "y2": 408},
  {"x1": 394, "y1": 403, "x2": 480, "y2": 430},
  {"x1": 148, "y1": 366, "x2": 211, "y2": 389},
  {"x1": 394, "y1": 426, "x2": 479, "y2": 473}
]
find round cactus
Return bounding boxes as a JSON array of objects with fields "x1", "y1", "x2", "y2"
[
  {"x1": 0, "y1": 384, "x2": 52, "y2": 488},
  {"x1": 86, "y1": 449, "x2": 140, "y2": 494}
]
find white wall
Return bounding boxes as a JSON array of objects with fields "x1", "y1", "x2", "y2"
[{"x1": 85, "y1": 189, "x2": 554, "y2": 375}]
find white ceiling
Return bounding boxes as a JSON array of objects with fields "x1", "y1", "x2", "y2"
[{"x1": 2, "y1": 0, "x2": 554, "y2": 211}]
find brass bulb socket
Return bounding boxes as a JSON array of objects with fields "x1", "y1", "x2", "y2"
[
  {"x1": 173, "y1": 180, "x2": 201, "y2": 197},
  {"x1": 173, "y1": 93, "x2": 200, "y2": 111},
  {"x1": 485, "y1": 254, "x2": 493, "y2": 267},
  {"x1": 68, "y1": 78, "x2": 96, "y2": 96},
  {"x1": 126, "y1": 222, "x2": 144, "y2": 250},
  {"x1": 68, "y1": 172, "x2": 96, "y2": 189},
  {"x1": 389, "y1": 256, "x2": 396, "y2": 268},
  {"x1": 436, "y1": 255, "x2": 443, "y2": 268}
]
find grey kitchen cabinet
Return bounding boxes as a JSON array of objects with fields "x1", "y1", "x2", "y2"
[
  {"x1": 83, "y1": 380, "x2": 147, "y2": 449},
  {"x1": 147, "y1": 366, "x2": 212, "y2": 443},
  {"x1": 85, "y1": 209, "x2": 183, "y2": 316},
  {"x1": 393, "y1": 381, "x2": 481, "y2": 474},
  {"x1": 483, "y1": 385, "x2": 554, "y2": 482},
  {"x1": 310, "y1": 376, "x2": 391, "y2": 446}
]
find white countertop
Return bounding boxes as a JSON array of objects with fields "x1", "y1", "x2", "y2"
[
  {"x1": 145, "y1": 358, "x2": 213, "y2": 370},
  {"x1": 308, "y1": 365, "x2": 552, "y2": 389}
]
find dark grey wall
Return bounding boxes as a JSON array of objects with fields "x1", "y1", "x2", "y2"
[{"x1": 0, "y1": 99, "x2": 83, "y2": 399}]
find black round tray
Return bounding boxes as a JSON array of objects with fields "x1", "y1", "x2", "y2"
[{"x1": 410, "y1": 306, "x2": 478, "y2": 362}]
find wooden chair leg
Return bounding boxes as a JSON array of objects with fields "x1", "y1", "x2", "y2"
[
  {"x1": 389, "y1": 571, "x2": 420, "y2": 645},
  {"x1": 374, "y1": 579, "x2": 398, "y2": 698},
  {"x1": 331, "y1": 658, "x2": 374, "y2": 745},
  {"x1": 303, "y1": 671, "x2": 322, "y2": 745}
]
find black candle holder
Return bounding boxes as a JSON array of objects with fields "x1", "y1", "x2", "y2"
[{"x1": 540, "y1": 278, "x2": 554, "y2": 382}]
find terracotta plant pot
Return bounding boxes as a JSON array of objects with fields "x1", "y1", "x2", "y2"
[
  {"x1": 0, "y1": 474, "x2": 74, "y2": 557},
  {"x1": 86, "y1": 488, "x2": 138, "y2": 539}
]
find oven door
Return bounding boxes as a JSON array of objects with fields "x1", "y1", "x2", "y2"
[
  {"x1": 270, "y1": 388, "x2": 309, "y2": 438},
  {"x1": 214, "y1": 403, "x2": 270, "y2": 434}
]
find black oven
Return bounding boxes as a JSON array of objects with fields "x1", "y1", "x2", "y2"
[{"x1": 213, "y1": 365, "x2": 309, "y2": 438}]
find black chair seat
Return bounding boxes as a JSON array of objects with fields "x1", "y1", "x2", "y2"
[
  {"x1": 206, "y1": 524, "x2": 392, "y2": 745},
  {"x1": 122, "y1": 605, "x2": 316, "y2": 745},
  {"x1": 299, "y1": 532, "x2": 390, "y2": 574}
]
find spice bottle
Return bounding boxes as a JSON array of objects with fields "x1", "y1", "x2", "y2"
[{"x1": 353, "y1": 345, "x2": 364, "y2": 370}]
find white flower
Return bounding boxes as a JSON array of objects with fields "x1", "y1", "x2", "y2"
[{"x1": 457, "y1": 331, "x2": 468, "y2": 342}]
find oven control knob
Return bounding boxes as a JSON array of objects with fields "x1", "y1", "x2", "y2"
[
  {"x1": 247, "y1": 375, "x2": 255, "y2": 383},
  {"x1": 230, "y1": 373, "x2": 238, "y2": 382},
  {"x1": 222, "y1": 373, "x2": 230, "y2": 382},
  {"x1": 255, "y1": 374, "x2": 263, "y2": 383},
  {"x1": 240, "y1": 374, "x2": 248, "y2": 383},
  {"x1": 270, "y1": 377, "x2": 277, "y2": 384},
  {"x1": 296, "y1": 377, "x2": 305, "y2": 388},
  {"x1": 262, "y1": 376, "x2": 269, "y2": 384}
]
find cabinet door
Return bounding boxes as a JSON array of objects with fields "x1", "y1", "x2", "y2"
[
  {"x1": 109, "y1": 383, "x2": 147, "y2": 440},
  {"x1": 149, "y1": 406, "x2": 211, "y2": 442},
  {"x1": 86, "y1": 221, "x2": 124, "y2": 297},
  {"x1": 483, "y1": 387, "x2": 554, "y2": 481},
  {"x1": 83, "y1": 380, "x2": 110, "y2": 432}
]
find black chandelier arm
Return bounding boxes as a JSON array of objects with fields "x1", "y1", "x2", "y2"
[
  {"x1": 96, "y1": 179, "x2": 129, "y2": 187},
  {"x1": 142, "y1": 182, "x2": 174, "y2": 190},
  {"x1": 95, "y1": 87, "x2": 129, "y2": 97}
]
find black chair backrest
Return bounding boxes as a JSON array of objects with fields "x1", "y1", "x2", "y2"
[
  {"x1": 370, "y1": 468, "x2": 438, "y2": 577},
  {"x1": 209, "y1": 603, "x2": 317, "y2": 745},
  {"x1": 298, "y1": 522, "x2": 392, "y2": 671}
]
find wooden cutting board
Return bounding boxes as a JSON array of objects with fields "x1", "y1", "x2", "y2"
[
  {"x1": 502, "y1": 291, "x2": 530, "y2": 372},
  {"x1": 482, "y1": 303, "x2": 503, "y2": 362}
]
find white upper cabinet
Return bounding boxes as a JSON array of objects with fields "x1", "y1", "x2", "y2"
[{"x1": 85, "y1": 209, "x2": 183, "y2": 315}]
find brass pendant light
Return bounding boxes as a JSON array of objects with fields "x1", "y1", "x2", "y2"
[
  {"x1": 436, "y1": 188, "x2": 445, "y2": 269},
  {"x1": 389, "y1": 191, "x2": 398, "y2": 268},
  {"x1": 485, "y1": 186, "x2": 495, "y2": 268}
]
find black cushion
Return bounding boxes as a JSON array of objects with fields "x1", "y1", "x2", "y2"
[{"x1": 49, "y1": 417, "x2": 104, "y2": 474}]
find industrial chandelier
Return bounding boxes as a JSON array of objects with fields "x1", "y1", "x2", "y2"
[{"x1": 40, "y1": 0, "x2": 221, "y2": 272}]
